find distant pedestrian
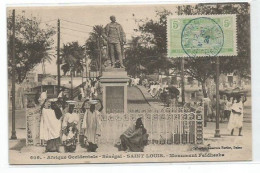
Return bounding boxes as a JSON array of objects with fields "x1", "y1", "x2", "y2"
[
  {"x1": 58, "y1": 88, "x2": 64, "y2": 99},
  {"x1": 211, "y1": 96, "x2": 217, "y2": 121},
  {"x1": 39, "y1": 90, "x2": 47, "y2": 105},
  {"x1": 203, "y1": 94, "x2": 212, "y2": 123},
  {"x1": 224, "y1": 96, "x2": 233, "y2": 121},
  {"x1": 220, "y1": 97, "x2": 225, "y2": 122},
  {"x1": 34, "y1": 90, "x2": 40, "y2": 105},
  {"x1": 78, "y1": 86, "x2": 85, "y2": 101}
]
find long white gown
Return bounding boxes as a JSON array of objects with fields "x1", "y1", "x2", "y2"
[
  {"x1": 82, "y1": 110, "x2": 101, "y2": 144},
  {"x1": 227, "y1": 102, "x2": 243, "y2": 130},
  {"x1": 40, "y1": 108, "x2": 62, "y2": 141}
]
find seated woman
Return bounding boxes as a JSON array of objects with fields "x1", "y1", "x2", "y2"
[
  {"x1": 62, "y1": 101, "x2": 79, "y2": 152},
  {"x1": 40, "y1": 98, "x2": 63, "y2": 152},
  {"x1": 116, "y1": 118, "x2": 149, "y2": 152}
]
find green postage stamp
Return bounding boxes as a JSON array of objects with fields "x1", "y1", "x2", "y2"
[{"x1": 167, "y1": 14, "x2": 237, "y2": 57}]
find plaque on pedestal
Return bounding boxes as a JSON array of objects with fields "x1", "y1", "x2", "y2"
[{"x1": 100, "y1": 68, "x2": 129, "y2": 114}]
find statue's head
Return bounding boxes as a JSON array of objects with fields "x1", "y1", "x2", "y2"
[{"x1": 110, "y1": 15, "x2": 116, "y2": 22}]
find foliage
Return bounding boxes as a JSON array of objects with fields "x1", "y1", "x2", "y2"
[
  {"x1": 85, "y1": 25, "x2": 106, "y2": 71},
  {"x1": 125, "y1": 9, "x2": 174, "y2": 76},
  {"x1": 7, "y1": 13, "x2": 56, "y2": 83},
  {"x1": 138, "y1": 9, "x2": 172, "y2": 54},
  {"x1": 60, "y1": 41, "x2": 85, "y2": 76}
]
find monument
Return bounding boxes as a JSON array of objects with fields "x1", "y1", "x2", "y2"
[{"x1": 100, "y1": 15, "x2": 129, "y2": 114}]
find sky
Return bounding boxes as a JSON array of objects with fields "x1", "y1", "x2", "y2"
[{"x1": 8, "y1": 4, "x2": 178, "y2": 75}]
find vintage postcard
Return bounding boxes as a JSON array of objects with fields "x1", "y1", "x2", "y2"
[{"x1": 8, "y1": 2, "x2": 251, "y2": 164}]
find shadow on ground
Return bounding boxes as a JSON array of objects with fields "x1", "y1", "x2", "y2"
[{"x1": 10, "y1": 139, "x2": 26, "y2": 151}]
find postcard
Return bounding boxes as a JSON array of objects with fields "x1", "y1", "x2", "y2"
[{"x1": 8, "y1": 2, "x2": 251, "y2": 164}]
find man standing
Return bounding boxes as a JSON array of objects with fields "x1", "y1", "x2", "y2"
[
  {"x1": 82, "y1": 99, "x2": 103, "y2": 152},
  {"x1": 104, "y1": 15, "x2": 126, "y2": 68}
]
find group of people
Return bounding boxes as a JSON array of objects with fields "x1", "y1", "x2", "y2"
[
  {"x1": 204, "y1": 94, "x2": 246, "y2": 136},
  {"x1": 38, "y1": 92, "x2": 149, "y2": 153},
  {"x1": 77, "y1": 78, "x2": 100, "y2": 101},
  {"x1": 39, "y1": 97, "x2": 104, "y2": 153},
  {"x1": 145, "y1": 80, "x2": 180, "y2": 107},
  {"x1": 129, "y1": 77, "x2": 141, "y2": 86},
  {"x1": 204, "y1": 94, "x2": 246, "y2": 122},
  {"x1": 129, "y1": 75, "x2": 181, "y2": 107}
]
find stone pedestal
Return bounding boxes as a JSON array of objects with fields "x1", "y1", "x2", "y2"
[{"x1": 100, "y1": 68, "x2": 129, "y2": 114}]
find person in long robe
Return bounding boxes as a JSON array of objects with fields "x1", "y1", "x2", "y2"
[
  {"x1": 34, "y1": 91, "x2": 40, "y2": 105},
  {"x1": 203, "y1": 94, "x2": 212, "y2": 123},
  {"x1": 211, "y1": 96, "x2": 217, "y2": 121},
  {"x1": 57, "y1": 88, "x2": 64, "y2": 100},
  {"x1": 116, "y1": 118, "x2": 149, "y2": 152},
  {"x1": 224, "y1": 96, "x2": 233, "y2": 121},
  {"x1": 81, "y1": 99, "x2": 103, "y2": 152},
  {"x1": 38, "y1": 90, "x2": 47, "y2": 105},
  {"x1": 227, "y1": 95, "x2": 245, "y2": 136},
  {"x1": 40, "y1": 98, "x2": 63, "y2": 152},
  {"x1": 62, "y1": 101, "x2": 79, "y2": 152}
]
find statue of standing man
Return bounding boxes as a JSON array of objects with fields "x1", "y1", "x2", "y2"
[{"x1": 103, "y1": 16, "x2": 126, "y2": 68}]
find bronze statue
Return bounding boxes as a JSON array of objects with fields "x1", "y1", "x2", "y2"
[{"x1": 103, "y1": 16, "x2": 126, "y2": 68}]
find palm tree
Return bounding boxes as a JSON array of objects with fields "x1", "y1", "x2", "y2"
[
  {"x1": 60, "y1": 41, "x2": 85, "y2": 76},
  {"x1": 85, "y1": 25, "x2": 105, "y2": 74},
  {"x1": 41, "y1": 49, "x2": 54, "y2": 75}
]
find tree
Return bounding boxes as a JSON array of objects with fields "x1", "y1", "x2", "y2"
[
  {"x1": 60, "y1": 41, "x2": 85, "y2": 76},
  {"x1": 125, "y1": 36, "x2": 143, "y2": 76},
  {"x1": 125, "y1": 9, "x2": 174, "y2": 76},
  {"x1": 7, "y1": 13, "x2": 56, "y2": 83},
  {"x1": 41, "y1": 53, "x2": 53, "y2": 75},
  {"x1": 138, "y1": 9, "x2": 172, "y2": 54},
  {"x1": 85, "y1": 25, "x2": 106, "y2": 72},
  {"x1": 176, "y1": 3, "x2": 250, "y2": 97}
]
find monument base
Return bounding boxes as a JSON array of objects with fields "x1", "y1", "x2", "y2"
[{"x1": 100, "y1": 68, "x2": 129, "y2": 114}]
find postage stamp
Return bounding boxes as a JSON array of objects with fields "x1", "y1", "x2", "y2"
[{"x1": 167, "y1": 15, "x2": 237, "y2": 57}]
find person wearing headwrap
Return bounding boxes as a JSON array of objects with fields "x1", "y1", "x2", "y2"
[
  {"x1": 40, "y1": 98, "x2": 63, "y2": 152},
  {"x1": 62, "y1": 101, "x2": 79, "y2": 152},
  {"x1": 81, "y1": 99, "x2": 103, "y2": 152},
  {"x1": 116, "y1": 118, "x2": 149, "y2": 152},
  {"x1": 227, "y1": 95, "x2": 246, "y2": 136}
]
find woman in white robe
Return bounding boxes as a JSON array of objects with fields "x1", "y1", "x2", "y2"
[
  {"x1": 40, "y1": 99, "x2": 63, "y2": 152},
  {"x1": 227, "y1": 96, "x2": 245, "y2": 136}
]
